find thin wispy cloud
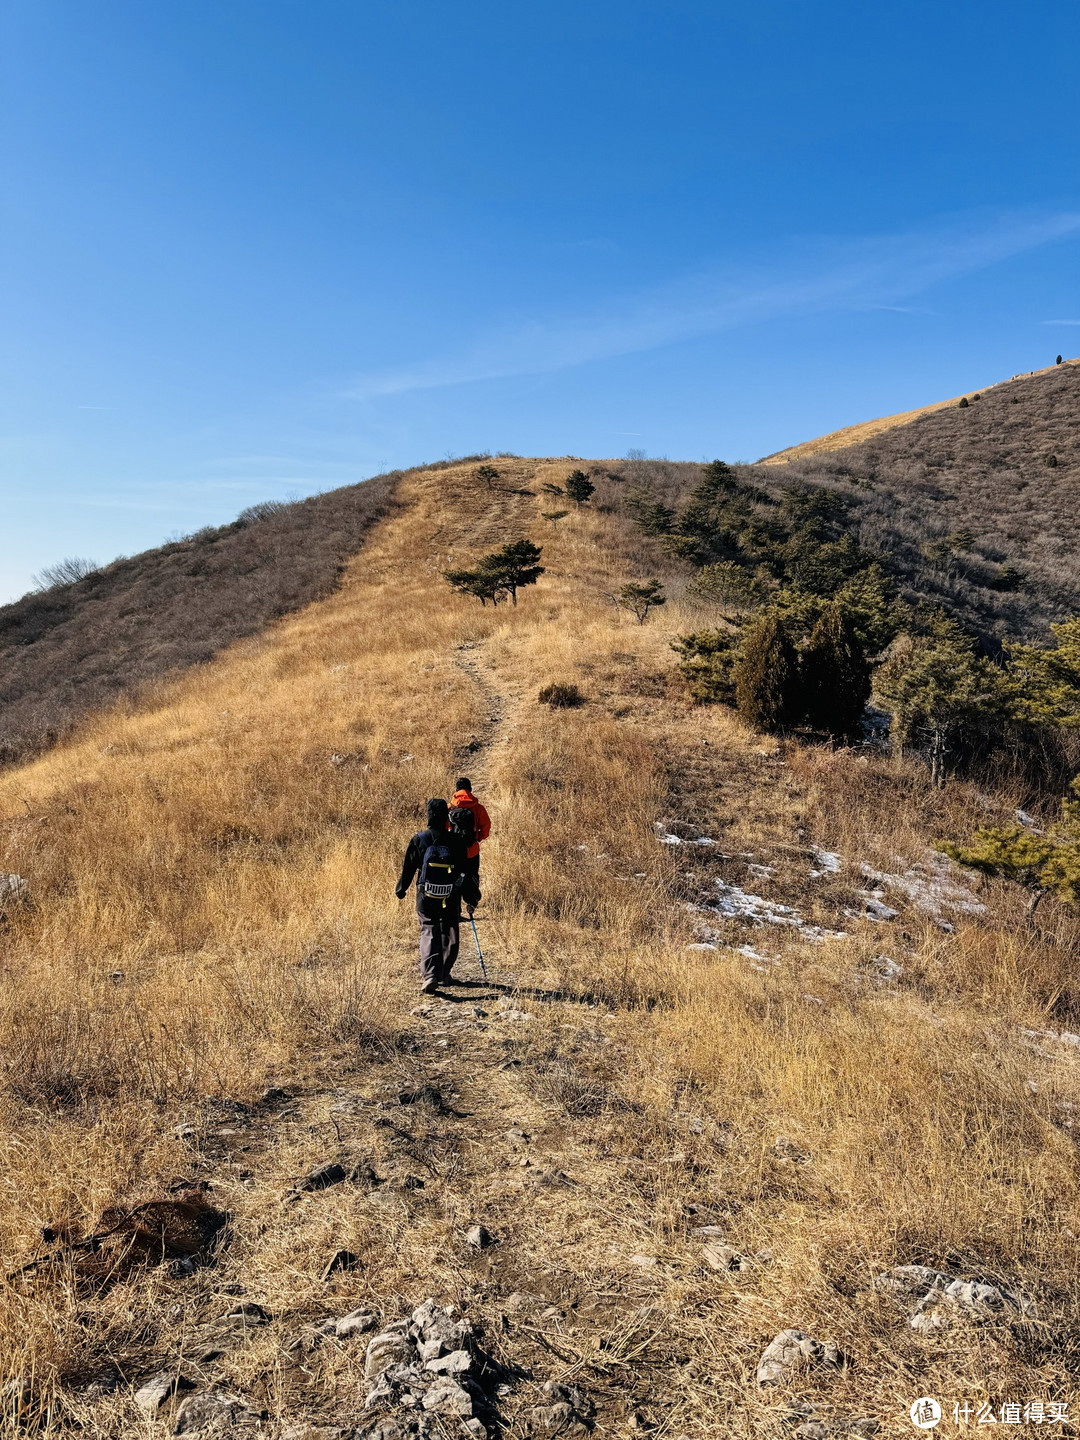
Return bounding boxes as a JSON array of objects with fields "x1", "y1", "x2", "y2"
[
  {"x1": 1041, "y1": 319, "x2": 1080, "y2": 325},
  {"x1": 345, "y1": 211, "x2": 1080, "y2": 400}
]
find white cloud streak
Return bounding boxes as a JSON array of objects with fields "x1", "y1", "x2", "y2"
[{"x1": 345, "y1": 211, "x2": 1080, "y2": 400}]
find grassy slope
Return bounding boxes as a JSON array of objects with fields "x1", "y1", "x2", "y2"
[
  {"x1": 0, "y1": 470, "x2": 399, "y2": 766},
  {"x1": 2, "y1": 464, "x2": 1080, "y2": 1434}
]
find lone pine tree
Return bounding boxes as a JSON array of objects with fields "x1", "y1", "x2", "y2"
[{"x1": 564, "y1": 470, "x2": 595, "y2": 506}]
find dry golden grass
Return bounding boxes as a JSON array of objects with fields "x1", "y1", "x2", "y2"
[{"x1": 1, "y1": 460, "x2": 1079, "y2": 1435}]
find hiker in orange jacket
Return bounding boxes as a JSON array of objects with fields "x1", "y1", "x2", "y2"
[{"x1": 450, "y1": 777, "x2": 490, "y2": 878}]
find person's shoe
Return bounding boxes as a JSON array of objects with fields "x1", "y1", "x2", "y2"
[
  {"x1": 420, "y1": 979, "x2": 438, "y2": 994},
  {"x1": 441, "y1": 975, "x2": 463, "y2": 986}
]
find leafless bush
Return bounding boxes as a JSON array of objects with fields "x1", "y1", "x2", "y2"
[{"x1": 31, "y1": 557, "x2": 100, "y2": 590}]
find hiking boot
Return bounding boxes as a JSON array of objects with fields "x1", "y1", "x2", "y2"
[{"x1": 421, "y1": 979, "x2": 439, "y2": 994}]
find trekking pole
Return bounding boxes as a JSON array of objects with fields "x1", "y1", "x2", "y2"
[{"x1": 468, "y1": 913, "x2": 488, "y2": 979}]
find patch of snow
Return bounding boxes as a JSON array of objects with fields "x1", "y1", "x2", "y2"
[
  {"x1": 658, "y1": 830, "x2": 683, "y2": 845},
  {"x1": 1016, "y1": 809, "x2": 1040, "y2": 830},
  {"x1": 693, "y1": 836, "x2": 717, "y2": 846},
  {"x1": 686, "y1": 942, "x2": 719, "y2": 951},
  {"x1": 859, "y1": 850, "x2": 986, "y2": 926},
  {"x1": 693, "y1": 884, "x2": 848, "y2": 944},
  {"x1": 747, "y1": 863, "x2": 775, "y2": 879},
  {"x1": 809, "y1": 850, "x2": 842, "y2": 878}
]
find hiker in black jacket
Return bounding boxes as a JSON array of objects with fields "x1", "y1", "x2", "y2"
[{"x1": 395, "y1": 798, "x2": 481, "y2": 993}]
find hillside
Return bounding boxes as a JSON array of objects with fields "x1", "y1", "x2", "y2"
[
  {"x1": 0, "y1": 471, "x2": 399, "y2": 765},
  {"x1": 759, "y1": 358, "x2": 1079, "y2": 465},
  {"x1": 4, "y1": 360, "x2": 1077, "y2": 782},
  {"x1": 2, "y1": 460, "x2": 1080, "y2": 1437},
  {"x1": 752, "y1": 361, "x2": 1080, "y2": 637}
]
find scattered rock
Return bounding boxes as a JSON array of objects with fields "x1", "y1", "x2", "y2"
[
  {"x1": 786, "y1": 1407, "x2": 878, "y2": 1439},
  {"x1": 756, "y1": 1330, "x2": 848, "y2": 1386},
  {"x1": 359, "y1": 1299, "x2": 493, "y2": 1438},
  {"x1": 0, "y1": 873, "x2": 28, "y2": 906},
  {"x1": 294, "y1": 1163, "x2": 348, "y2": 1192},
  {"x1": 702, "y1": 1241, "x2": 748, "y2": 1272},
  {"x1": 425, "y1": 1349, "x2": 472, "y2": 1375},
  {"x1": 465, "y1": 1225, "x2": 496, "y2": 1250},
  {"x1": 873, "y1": 1264, "x2": 948, "y2": 1299},
  {"x1": 134, "y1": 1372, "x2": 196, "y2": 1413},
  {"x1": 527, "y1": 1380, "x2": 594, "y2": 1435},
  {"x1": 322, "y1": 1249, "x2": 360, "y2": 1279},
  {"x1": 279, "y1": 1425, "x2": 349, "y2": 1440},
  {"x1": 337, "y1": 1308, "x2": 379, "y2": 1338},
  {"x1": 873, "y1": 1264, "x2": 1032, "y2": 1331},
  {"x1": 365, "y1": 1329, "x2": 413, "y2": 1381},
  {"x1": 422, "y1": 1378, "x2": 475, "y2": 1417},
  {"x1": 773, "y1": 1136, "x2": 810, "y2": 1164},
  {"x1": 172, "y1": 1388, "x2": 263, "y2": 1433},
  {"x1": 910, "y1": 1277, "x2": 1031, "y2": 1333}
]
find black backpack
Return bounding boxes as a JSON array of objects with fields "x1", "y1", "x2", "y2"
[{"x1": 419, "y1": 835, "x2": 464, "y2": 905}]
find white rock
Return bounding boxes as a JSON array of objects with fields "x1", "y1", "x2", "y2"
[
  {"x1": 134, "y1": 1373, "x2": 194, "y2": 1413},
  {"x1": 335, "y1": 1308, "x2": 378, "y2": 1338},
  {"x1": 426, "y1": 1348, "x2": 472, "y2": 1375},
  {"x1": 757, "y1": 1329, "x2": 847, "y2": 1385},
  {"x1": 422, "y1": 1379, "x2": 474, "y2": 1417},
  {"x1": 364, "y1": 1331, "x2": 411, "y2": 1381}
]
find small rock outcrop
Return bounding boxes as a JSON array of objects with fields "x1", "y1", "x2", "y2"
[
  {"x1": 527, "y1": 1381, "x2": 594, "y2": 1435},
  {"x1": 873, "y1": 1265, "x2": 1032, "y2": 1331},
  {"x1": 360, "y1": 1299, "x2": 493, "y2": 1437},
  {"x1": 756, "y1": 1330, "x2": 848, "y2": 1386},
  {"x1": 172, "y1": 1387, "x2": 263, "y2": 1434},
  {"x1": 134, "y1": 1372, "x2": 196, "y2": 1414}
]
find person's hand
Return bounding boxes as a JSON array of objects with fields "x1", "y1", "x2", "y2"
[{"x1": 467, "y1": 904, "x2": 475, "y2": 918}]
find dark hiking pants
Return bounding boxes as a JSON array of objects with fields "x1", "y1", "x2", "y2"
[{"x1": 420, "y1": 914, "x2": 460, "y2": 984}]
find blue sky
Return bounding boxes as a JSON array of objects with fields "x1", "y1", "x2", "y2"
[{"x1": 2, "y1": 1, "x2": 1078, "y2": 600}]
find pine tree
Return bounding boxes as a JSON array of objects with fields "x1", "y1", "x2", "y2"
[
  {"x1": 940, "y1": 779, "x2": 1080, "y2": 923},
  {"x1": 671, "y1": 629, "x2": 738, "y2": 703},
  {"x1": 1005, "y1": 618, "x2": 1080, "y2": 727},
  {"x1": 617, "y1": 580, "x2": 666, "y2": 624},
  {"x1": 444, "y1": 539, "x2": 544, "y2": 607},
  {"x1": 800, "y1": 603, "x2": 871, "y2": 737},
  {"x1": 874, "y1": 617, "x2": 1005, "y2": 784},
  {"x1": 564, "y1": 470, "x2": 595, "y2": 505},
  {"x1": 487, "y1": 539, "x2": 544, "y2": 604},
  {"x1": 733, "y1": 614, "x2": 799, "y2": 733}
]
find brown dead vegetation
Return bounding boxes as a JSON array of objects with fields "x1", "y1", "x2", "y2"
[{"x1": 0, "y1": 460, "x2": 1079, "y2": 1433}]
